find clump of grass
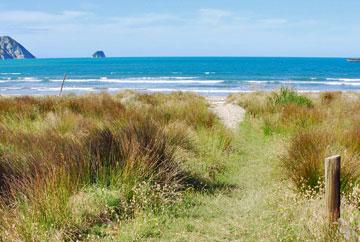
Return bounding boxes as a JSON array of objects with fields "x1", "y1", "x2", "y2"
[
  {"x1": 282, "y1": 127, "x2": 360, "y2": 195},
  {"x1": 229, "y1": 88, "x2": 317, "y2": 135},
  {"x1": 265, "y1": 89, "x2": 318, "y2": 134},
  {"x1": 341, "y1": 121, "x2": 360, "y2": 152},
  {"x1": 320, "y1": 91, "x2": 342, "y2": 105},
  {"x1": 280, "y1": 104, "x2": 323, "y2": 129},
  {"x1": 281, "y1": 128, "x2": 330, "y2": 191},
  {"x1": 268, "y1": 87, "x2": 313, "y2": 108}
]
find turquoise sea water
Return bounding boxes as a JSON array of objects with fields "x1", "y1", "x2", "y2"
[{"x1": 0, "y1": 57, "x2": 360, "y2": 96}]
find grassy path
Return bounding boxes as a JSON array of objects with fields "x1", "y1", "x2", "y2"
[
  {"x1": 112, "y1": 94, "x2": 359, "y2": 241},
  {"x1": 111, "y1": 117, "x2": 326, "y2": 241},
  {"x1": 160, "y1": 123, "x2": 292, "y2": 241},
  {"x1": 139, "y1": 119, "x2": 301, "y2": 241}
]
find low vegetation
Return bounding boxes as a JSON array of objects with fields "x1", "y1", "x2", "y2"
[
  {"x1": 0, "y1": 92, "x2": 231, "y2": 241},
  {"x1": 230, "y1": 89, "x2": 360, "y2": 239},
  {"x1": 231, "y1": 89, "x2": 360, "y2": 193},
  {"x1": 2, "y1": 89, "x2": 360, "y2": 241}
]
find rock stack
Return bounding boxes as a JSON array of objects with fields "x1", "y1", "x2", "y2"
[{"x1": 0, "y1": 36, "x2": 35, "y2": 60}]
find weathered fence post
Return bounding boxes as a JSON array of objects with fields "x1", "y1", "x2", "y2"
[
  {"x1": 59, "y1": 73, "x2": 67, "y2": 96},
  {"x1": 325, "y1": 155, "x2": 341, "y2": 225}
]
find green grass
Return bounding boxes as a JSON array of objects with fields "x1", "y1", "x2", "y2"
[
  {"x1": 268, "y1": 87, "x2": 313, "y2": 108},
  {"x1": 1, "y1": 90, "x2": 360, "y2": 241},
  {"x1": 98, "y1": 116, "x2": 360, "y2": 241}
]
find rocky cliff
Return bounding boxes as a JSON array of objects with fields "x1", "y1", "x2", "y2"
[
  {"x1": 92, "y1": 51, "x2": 106, "y2": 58},
  {"x1": 0, "y1": 36, "x2": 35, "y2": 60}
]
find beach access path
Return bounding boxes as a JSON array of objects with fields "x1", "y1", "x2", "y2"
[
  {"x1": 143, "y1": 105, "x2": 294, "y2": 241},
  {"x1": 115, "y1": 96, "x2": 307, "y2": 241},
  {"x1": 207, "y1": 96, "x2": 246, "y2": 129}
]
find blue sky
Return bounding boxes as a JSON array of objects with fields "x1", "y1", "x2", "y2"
[{"x1": 1, "y1": 0, "x2": 359, "y2": 57}]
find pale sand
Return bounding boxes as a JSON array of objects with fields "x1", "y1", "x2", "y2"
[{"x1": 207, "y1": 96, "x2": 245, "y2": 130}]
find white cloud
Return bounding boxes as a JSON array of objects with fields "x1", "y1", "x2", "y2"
[
  {"x1": 196, "y1": 9, "x2": 292, "y2": 29},
  {"x1": 0, "y1": 8, "x2": 294, "y2": 33},
  {"x1": 0, "y1": 10, "x2": 89, "y2": 23},
  {"x1": 258, "y1": 18, "x2": 288, "y2": 26},
  {"x1": 198, "y1": 8, "x2": 233, "y2": 25},
  {"x1": 109, "y1": 13, "x2": 184, "y2": 28}
]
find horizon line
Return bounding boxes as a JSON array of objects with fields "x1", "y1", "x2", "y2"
[{"x1": 4, "y1": 55, "x2": 355, "y2": 60}]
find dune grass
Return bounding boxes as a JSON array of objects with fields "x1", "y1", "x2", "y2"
[
  {"x1": 0, "y1": 91, "x2": 231, "y2": 241},
  {"x1": 230, "y1": 89, "x2": 360, "y2": 194},
  {"x1": 89, "y1": 89, "x2": 360, "y2": 241},
  {"x1": 229, "y1": 89, "x2": 360, "y2": 238},
  {"x1": 103, "y1": 112, "x2": 360, "y2": 241},
  {"x1": 1, "y1": 90, "x2": 360, "y2": 241}
]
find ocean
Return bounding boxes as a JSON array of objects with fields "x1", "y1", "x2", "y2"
[{"x1": 0, "y1": 57, "x2": 360, "y2": 96}]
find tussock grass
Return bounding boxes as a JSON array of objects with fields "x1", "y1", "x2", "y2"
[
  {"x1": 0, "y1": 92, "x2": 230, "y2": 241},
  {"x1": 228, "y1": 91, "x2": 360, "y2": 240},
  {"x1": 231, "y1": 89, "x2": 360, "y2": 205},
  {"x1": 320, "y1": 91, "x2": 342, "y2": 105},
  {"x1": 268, "y1": 87, "x2": 313, "y2": 108}
]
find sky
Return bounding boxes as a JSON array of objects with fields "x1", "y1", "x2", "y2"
[{"x1": 1, "y1": 0, "x2": 360, "y2": 58}]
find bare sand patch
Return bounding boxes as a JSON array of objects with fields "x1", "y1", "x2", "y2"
[{"x1": 207, "y1": 96, "x2": 245, "y2": 130}]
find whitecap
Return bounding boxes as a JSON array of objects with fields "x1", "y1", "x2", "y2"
[
  {"x1": 146, "y1": 88, "x2": 249, "y2": 93},
  {"x1": 49, "y1": 78, "x2": 224, "y2": 84},
  {"x1": 326, "y1": 78, "x2": 360, "y2": 82},
  {"x1": 0, "y1": 73, "x2": 21, "y2": 75},
  {"x1": 31, "y1": 87, "x2": 97, "y2": 92},
  {"x1": 246, "y1": 80, "x2": 360, "y2": 86}
]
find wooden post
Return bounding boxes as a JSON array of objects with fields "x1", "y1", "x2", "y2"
[
  {"x1": 59, "y1": 73, "x2": 67, "y2": 96},
  {"x1": 325, "y1": 155, "x2": 341, "y2": 225}
]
